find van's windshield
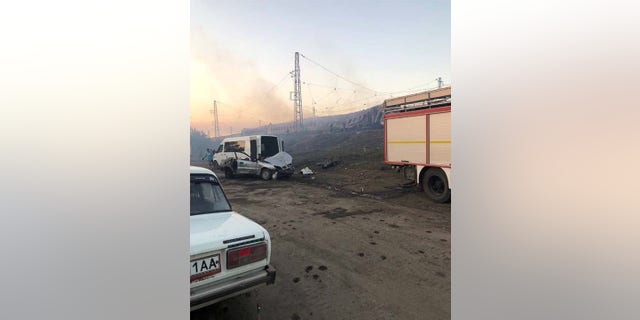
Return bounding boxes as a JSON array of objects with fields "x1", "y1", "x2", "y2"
[
  {"x1": 190, "y1": 174, "x2": 231, "y2": 215},
  {"x1": 261, "y1": 136, "x2": 280, "y2": 157}
]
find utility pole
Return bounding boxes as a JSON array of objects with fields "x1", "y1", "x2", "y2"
[
  {"x1": 291, "y1": 52, "x2": 303, "y2": 131},
  {"x1": 437, "y1": 77, "x2": 443, "y2": 89},
  {"x1": 210, "y1": 100, "x2": 220, "y2": 137},
  {"x1": 312, "y1": 105, "x2": 316, "y2": 128}
]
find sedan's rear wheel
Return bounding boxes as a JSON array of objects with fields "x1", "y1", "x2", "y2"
[{"x1": 224, "y1": 167, "x2": 235, "y2": 179}]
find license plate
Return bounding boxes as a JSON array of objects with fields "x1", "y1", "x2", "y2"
[{"x1": 190, "y1": 254, "x2": 221, "y2": 280}]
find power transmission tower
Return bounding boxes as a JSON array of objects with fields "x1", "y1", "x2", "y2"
[
  {"x1": 291, "y1": 52, "x2": 303, "y2": 131},
  {"x1": 210, "y1": 100, "x2": 220, "y2": 138}
]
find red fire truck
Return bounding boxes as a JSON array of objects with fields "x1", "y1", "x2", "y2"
[{"x1": 382, "y1": 87, "x2": 451, "y2": 203}]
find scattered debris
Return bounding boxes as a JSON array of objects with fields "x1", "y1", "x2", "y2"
[
  {"x1": 300, "y1": 167, "x2": 314, "y2": 175},
  {"x1": 317, "y1": 159, "x2": 339, "y2": 169}
]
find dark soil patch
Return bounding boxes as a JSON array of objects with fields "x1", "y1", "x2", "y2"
[{"x1": 315, "y1": 207, "x2": 380, "y2": 219}]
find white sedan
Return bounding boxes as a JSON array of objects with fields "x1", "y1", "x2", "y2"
[{"x1": 190, "y1": 166, "x2": 276, "y2": 311}]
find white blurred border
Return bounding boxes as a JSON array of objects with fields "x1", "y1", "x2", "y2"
[
  {"x1": 453, "y1": 0, "x2": 640, "y2": 319},
  {"x1": 0, "y1": 1, "x2": 189, "y2": 319}
]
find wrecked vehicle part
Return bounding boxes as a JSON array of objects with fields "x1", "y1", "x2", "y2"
[
  {"x1": 264, "y1": 151, "x2": 294, "y2": 178},
  {"x1": 300, "y1": 167, "x2": 314, "y2": 175},
  {"x1": 316, "y1": 159, "x2": 338, "y2": 169},
  {"x1": 264, "y1": 152, "x2": 292, "y2": 167},
  {"x1": 221, "y1": 151, "x2": 293, "y2": 180}
]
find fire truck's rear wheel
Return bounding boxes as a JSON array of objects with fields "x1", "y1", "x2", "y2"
[
  {"x1": 422, "y1": 168, "x2": 450, "y2": 203},
  {"x1": 260, "y1": 168, "x2": 273, "y2": 181}
]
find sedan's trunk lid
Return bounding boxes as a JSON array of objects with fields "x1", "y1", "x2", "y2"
[{"x1": 190, "y1": 211, "x2": 265, "y2": 256}]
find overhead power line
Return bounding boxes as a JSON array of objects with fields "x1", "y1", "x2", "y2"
[
  {"x1": 303, "y1": 81, "x2": 358, "y2": 92},
  {"x1": 299, "y1": 53, "x2": 378, "y2": 93},
  {"x1": 266, "y1": 72, "x2": 291, "y2": 93}
]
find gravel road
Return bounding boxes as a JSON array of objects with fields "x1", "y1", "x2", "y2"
[{"x1": 191, "y1": 173, "x2": 450, "y2": 320}]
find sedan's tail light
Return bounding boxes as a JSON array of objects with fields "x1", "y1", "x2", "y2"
[{"x1": 227, "y1": 242, "x2": 267, "y2": 269}]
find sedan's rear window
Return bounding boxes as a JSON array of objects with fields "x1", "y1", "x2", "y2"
[{"x1": 190, "y1": 175, "x2": 231, "y2": 215}]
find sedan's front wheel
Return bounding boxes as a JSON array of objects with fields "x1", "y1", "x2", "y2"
[{"x1": 260, "y1": 168, "x2": 273, "y2": 181}]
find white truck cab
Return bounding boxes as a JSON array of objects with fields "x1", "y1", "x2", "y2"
[{"x1": 190, "y1": 166, "x2": 276, "y2": 311}]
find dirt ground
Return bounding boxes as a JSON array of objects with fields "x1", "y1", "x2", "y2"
[{"x1": 190, "y1": 151, "x2": 451, "y2": 320}]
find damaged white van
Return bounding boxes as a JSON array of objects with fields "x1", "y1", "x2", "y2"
[{"x1": 212, "y1": 135, "x2": 294, "y2": 180}]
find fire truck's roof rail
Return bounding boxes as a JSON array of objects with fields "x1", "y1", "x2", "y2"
[{"x1": 382, "y1": 87, "x2": 451, "y2": 114}]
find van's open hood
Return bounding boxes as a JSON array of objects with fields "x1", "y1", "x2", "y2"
[
  {"x1": 263, "y1": 151, "x2": 292, "y2": 167},
  {"x1": 190, "y1": 211, "x2": 266, "y2": 256}
]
